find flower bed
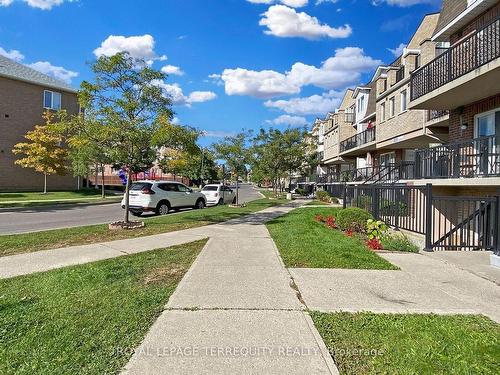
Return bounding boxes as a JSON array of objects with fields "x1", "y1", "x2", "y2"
[{"x1": 314, "y1": 211, "x2": 418, "y2": 253}]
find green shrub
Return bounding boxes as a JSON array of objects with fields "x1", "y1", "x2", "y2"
[
  {"x1": 295, "y1": 188, "x2": 307, "y2": 196},
  {"x1": 366, "y1": 219, "x2": 388, "y2": 240},
  {"x1": 354, "y1": 195, "x2": 372, "y2": 211},
  {"x1": 336, "y1": 207, "x2": 373, "y2": 232},
  {"x1": 380, "y1": 199, "x2": 408, "y2": 215},
  {"x1": 381, "y1": 234, "x2": 419, "y2": 253},
  {"x1": 316, "y1": 190, "x2": 331, "y2": 202},
  {"x1": 330, "y1": 196, "x2": 339, "y2": 204}
]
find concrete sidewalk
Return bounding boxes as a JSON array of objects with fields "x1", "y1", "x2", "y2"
[
  {"x1": 291, "y1": 251, "x2": 500, "y2": 323},
  {"x1": 122, "y1": 203, "x2": 338, "y2": 374}
]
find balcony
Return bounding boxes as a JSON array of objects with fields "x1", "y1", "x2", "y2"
[
  {"x1": 427, "y1": 109, "x2": 450, "y2": 121},
  {"x1": 414, "y1": 135, "x2": 500, "y2": 179},
  {"x1": 410, "y1": 14, "x2": 500, "y2": 109},
  {"x1": 340, "y1": 126, "x2": 376, "y2": 153}
]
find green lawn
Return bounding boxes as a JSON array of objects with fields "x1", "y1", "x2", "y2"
[
  {"x1": 266, "y1": 207, "x2": 397, "y2": 269},
  {"x1": 0, "y1": 240, "x2": 206, "y2": 375},
  {"x1": 0, "y1": 196, "x2": 286, "y2": 257},
  {"x1": 311, "y1": 312, "x2": 500, "y2": 375},
  {"x1": 0, "y1": 189, "x2": 120, "y2": 208}
]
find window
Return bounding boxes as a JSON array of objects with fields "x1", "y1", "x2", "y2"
[
  {"x1": 43, "y1": 90, "x2": 62, "y2": 110},
  {"x1": 381, "y1": 103, "x2": 386, "y2": 122},
  {"x1": 389, "y1": 97, "x2": 395, "y2": 117},
  {"x1": 357, "y1": 96, "x2": 365, "y2": 113},
  {"x1": 177, "y1": 184, "x2": 188, "y2": 192},
  {"x1": 401, "y1": 90, "x2": 407, "y2": 112}
]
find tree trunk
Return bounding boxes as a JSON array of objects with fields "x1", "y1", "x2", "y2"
[
  {"x1": 43, "y1": 173, "x2": 47, "y2": 194},
  {"x1": 124, "y1": 169, "x2": 132, "y2": 223},
  {"x1": 236, "y1": 176, "x2": 239, "y2": 205},
  {"x1": 100, "y1": 164, "x2": 105, "y2": 199},
  {"x1": 94, "y1": 163, "x2": 99, "y2": 190}
]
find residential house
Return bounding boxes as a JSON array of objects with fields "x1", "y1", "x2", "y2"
[
  {"x1": 409, "y1": 0, "x2": 500, "y2": 195},
  {"x1": 0, "y1": 55, "x2": 79, "y2": 191},
  {"x1": 311, "y1": 118, "x2": 327, "y2": 177},
  {"x1": 337, "y1": 80, "x2": 377, "y2": 180},
  {"x1": 321, "y1": 89, "x2": 356, "y2": 181}
]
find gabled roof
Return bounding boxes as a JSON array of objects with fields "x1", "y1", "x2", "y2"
[
  {"x1": 0, "y1": 55, "x2": 76, "y2": 93},
  {"x1": 435, "y1": 0, "x2": 467, "y2": 37}
]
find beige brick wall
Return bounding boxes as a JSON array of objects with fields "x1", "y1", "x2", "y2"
[
  {"x1": 376, "y1": 82, "x2": 427, "y2": 144},
  {"x1": 0, "y1": 76, "x2": 79, "y2": 191}
]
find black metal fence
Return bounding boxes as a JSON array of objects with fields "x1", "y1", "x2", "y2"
[
  {"x1": 411, "y1": 14, "x2": 500, "y2": 101},
  {"x1": 332, "y1": 183, "x2": 500, "y2": 253}
]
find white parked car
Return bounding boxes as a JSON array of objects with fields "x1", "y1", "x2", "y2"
[
  {"x1": 121, "y1": 180, "x2": 207, "y2": 217},
  {"x1": 201, "y1": 184, "x2": 236, "y2": 206}
]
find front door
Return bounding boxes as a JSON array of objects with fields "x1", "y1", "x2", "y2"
[{"x1": 475, "y1": 109, "x2": 500, "y2": 176}]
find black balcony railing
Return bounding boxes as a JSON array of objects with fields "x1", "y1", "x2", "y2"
[
  {"x1": 340, "y1": 126, "x2": 376, "y2": 153},
  {"x1": 410, "y1": 14, "x2": 500, "y2": 101},
  {"x1": 414, "y1": 135, "x2": 500, "y2": 179},
  {"x1": 427, "y1": 109, "x2": 450, "y2": 121}
]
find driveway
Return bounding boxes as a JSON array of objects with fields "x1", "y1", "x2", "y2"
[{"x1": 0, "y1": 183, "x2": 262, "y2": 235}]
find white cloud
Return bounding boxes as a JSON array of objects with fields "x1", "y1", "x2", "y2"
[
  {"x1": 371, "y1": 0, "x2": 437, "y2": 6},
  {"x1": 266, "y1": 114, "x2": 308, "y2": 126},
  {"x1": 388, "y1": 43, "x2": 406, "y2": 57},
  {"x1": 315, "y1": 0, "x2": 338, "y2": 4},
  {"x1": 265, "y1": 90, "x2": 344, "y2": 115},
  {"x1": 0, "y1": 46, "x2": 24, "y2": 62},
  {"x1": 247, "y1": 0, "x2": 309, "y2": 8},
  {"x1": 218, "y1": 47, "x2": 381, "y2": 99},
  {"x1": 161, "y1": 64, "x2": 184, "y2": 76},
  {"x1": 27, "y1": 61, "x2": 78, "y2": 84},
  {"x1": 259, "y1": 5, "x2": 352, "y2": 39},
  {"x1": 94, "y1": 35, "x2": 167, "y2": 65},
  {"x1": 1, "y1": 0, "x2": 75, "y2": 9},
  {"x1": 171, "y1": 117, "x2": 181, "y2": 125},
  {"x1": 202, "y1": 130, "x2": 236, "y2": 138},
  {"x1": 151, "y1": 80, "x2": 217, "y2": 106},
  {"x1": 220, "y1": 68, "x2": 300, "y2": 99}
]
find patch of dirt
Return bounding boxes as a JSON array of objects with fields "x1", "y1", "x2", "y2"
[{"x1": 142, "y1": 264, "x2": 186, "y2": 285}]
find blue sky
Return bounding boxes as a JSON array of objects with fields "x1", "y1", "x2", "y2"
[{"x1": 0, "y1": 0, "x2": 441, "y2": 146}]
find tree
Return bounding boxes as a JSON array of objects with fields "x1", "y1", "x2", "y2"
[
  {"x1": 250, "y1": 128, "x2": 312, "y2": 196},
  {"x1": 12, "y1": 111, "x2": 68, "y2": 194},
  {"x1": 72, "y1": 52, "x2": 188, "y2": 223},
  {"x1": 212, "y1": 132, "x2": 250, "y2": 204}
]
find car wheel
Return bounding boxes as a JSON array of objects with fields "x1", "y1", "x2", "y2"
[
  {"x1": 218, "y1": 198, "x2": 224, "y2": 206},
  {"x1": 156, "y1": 202, "x2": 170, "y2": 216},
  {"x1": 195, "y1": 199, "x2": 205, "y2": 209}
]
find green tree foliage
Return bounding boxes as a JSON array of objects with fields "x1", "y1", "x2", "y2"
[
  {"x1": 66, "y1": 52, "x2": 192, "y2": 223},
  {"x1": 12, "y1": 111, "x2": 68, "y2": 194},
  {"x1": 250, "y1": 128, "x2": 313, "y2": 195}
]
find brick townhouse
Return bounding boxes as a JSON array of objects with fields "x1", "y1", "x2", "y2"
[
  {"x1": 311, "y1": 0, "x2": 500, "y2": 259},
  {"x1": 0, "y1": 55, "x2": 79, "y2": 192}
]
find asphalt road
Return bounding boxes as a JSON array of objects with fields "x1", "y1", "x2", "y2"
[{"x1": 0, "y1": 184, "x2": 262, "y2": 235}]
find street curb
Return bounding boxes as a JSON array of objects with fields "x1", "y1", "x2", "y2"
[{"x1": 0, "y1": 199, "x2": 121, "y2": 212}]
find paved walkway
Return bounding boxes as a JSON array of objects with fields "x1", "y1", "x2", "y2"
[
  {"x1": 291, "y1": 251, "x2": 500, "y2": 323},
  {"x1": 0, "y1": 202, "x2": 338, "y2": 374}
]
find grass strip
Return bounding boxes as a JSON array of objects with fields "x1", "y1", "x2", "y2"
[
  {"x1": 266, "y1": 207, "x2": 397, "y2": 269},
  {"x1": 311, "y1": 311, "x2": 500, "y2": 375}
]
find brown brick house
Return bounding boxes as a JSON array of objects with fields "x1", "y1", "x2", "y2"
[{"x1": 0, "y1": 55, "x2": 79, "y2": 191}]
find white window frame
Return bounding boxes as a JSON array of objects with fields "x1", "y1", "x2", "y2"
[
  {"x1": 389, "y1": 97, "x2": 395, "y2": 118},
  {"x1": 474, "y1": 107, "x2": 500, "y2": 138},
  {"x1": 43, "y1": 90, "x2": 62, "y2": 110},
  {"x1": 400, "y1": 90, "x2": 407, "y2": 112}
]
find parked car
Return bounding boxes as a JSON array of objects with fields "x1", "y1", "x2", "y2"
[
  {"x1": 121, "y1": 181, "x2": 206, "y2": 216},
  {"x1": 201, "y1": 184, "x2": 236, "y2": 206}
]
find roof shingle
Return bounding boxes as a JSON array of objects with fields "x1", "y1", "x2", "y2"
[{"x1": 0, "y1": 55, "x2": 76, "y2": 92}]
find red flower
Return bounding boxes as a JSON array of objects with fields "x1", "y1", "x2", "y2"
[
  {"x1": 325, "y1": 216, "x2": 337, "y2": 229},
  {"x1": 315, "y1": 214, "x2": 324, "y2": 223},
  {"x1": 366, "y1": 238, "x2": 383, "y2": 250},
  {"x1": 345, "y1": 229, "x2": 354, "y2": 237}
]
